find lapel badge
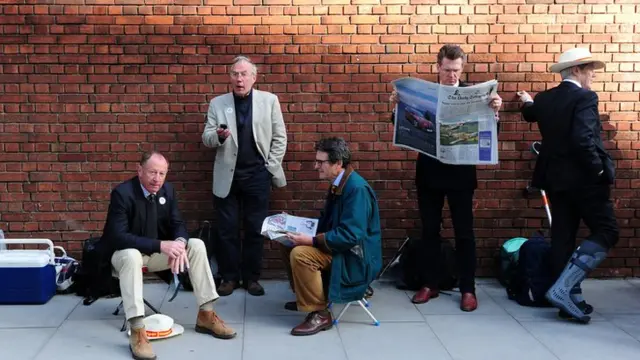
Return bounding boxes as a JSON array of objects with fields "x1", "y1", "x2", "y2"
[
  {"x1": 226, "y1": 107, "x2": 233, "y2": 114},
  {"x1": 159, "y1": 196, "x2": 166, "y2": 205}
]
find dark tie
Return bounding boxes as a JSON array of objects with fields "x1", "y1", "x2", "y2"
[{"x1": 146, "y1": 194, "x2": 158, "y2": 240}]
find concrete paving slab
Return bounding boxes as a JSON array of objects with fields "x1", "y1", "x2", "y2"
[
  {"x1": 34, "y1": 320, "x2": 131, "y2": 360},
  {"x1": 521, "y1": 319, "x2": 640, "y2": 360},
  {"x1": 426, "y1": 315, "x2": 559, "y2": 360},
  {"x1": 0, "y1": 294, "x2": 80, "y2": 328},
  {"x1": 581, "y1": 280, "x2": 640, "y2": 315},
  {"x1": 338, "y1": 322, "x2": 452, "y2": 360},
  {"x1": 243, "y1": 315, "x2": 347, "y2": 360},
  {"x1": 0, "y1": 328, "x2": 57, "y2": 360}
]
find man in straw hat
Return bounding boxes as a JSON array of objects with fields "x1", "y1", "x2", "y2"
[
  {"x1": 102, "y1": 151, "x2": 236, "y2": 360},
  {"x1": 516, "y1": 48, "x2": 618, "y2": 323}
]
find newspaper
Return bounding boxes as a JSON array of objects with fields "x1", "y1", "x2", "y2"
[
  {"x1": 392, "y1": 77, "x2": 499, "y2": 165},
  {"x1": 260, "y1": 213, "x2": 319, "y2": 247}
]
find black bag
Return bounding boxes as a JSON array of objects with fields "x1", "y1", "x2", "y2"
[
  {"x1": 399, "y1": 237, "x2": 458, "y2": 291},
  {"x1": 73, "y1": 237, "x2": 121, "y2": 305},
  {"x1": 178, "y1": 221, "x2": 219, "y2": 291},
  {"x1": 506, "y1": 234, "x2": 554, "y2": 307}
]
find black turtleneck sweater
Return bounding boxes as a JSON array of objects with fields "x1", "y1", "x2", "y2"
[{"x1": 233, "y1": 90, "x2": 264, "y2": 179}]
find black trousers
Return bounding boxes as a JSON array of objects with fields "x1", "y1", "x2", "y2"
[
  {"x1": 214, "y1": 167, "x2": 271, "y2": 283},
  {"x1": 417, "y1": 187, "x2": 476, "y2": 294},
  {"x1": 548, "y1": 184, "x2": 618, "y2": 280}
]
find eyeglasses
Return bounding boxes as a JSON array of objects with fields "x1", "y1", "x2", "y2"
[{"x1": 314, "y1": 159, "x2": 331, "y2": 166}]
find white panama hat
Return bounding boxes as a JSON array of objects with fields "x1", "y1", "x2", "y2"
[
  {"x1": 549, "y1": 48, "x2": 605, "y2": 73},
  {"x1": 127, "y1": 314, "x2": 184, "y2": 340}
]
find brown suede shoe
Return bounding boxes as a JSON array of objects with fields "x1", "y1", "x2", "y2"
[
  {"x1": 129, "y1": 327, "x2": 156, "y2": 360},
  {"x1": 195, "y1": 310, "x2": 237, "y2": 339},
  {"x1": 411, "y1": 287, "x2": 439, "y2": 304},
  {"x1": 460, "y1": 292, "x2": 478, "y2": 312},
  {"x1": 291, "y1": 310, "x2": 333, "y2": 336},
  {"x1": 217, "y1": 280, "x2": 240, "y2": 297}
]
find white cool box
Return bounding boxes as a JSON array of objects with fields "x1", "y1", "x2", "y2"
[{"x1": 0, "y1": 239, "x2": 57, "y2": 304}]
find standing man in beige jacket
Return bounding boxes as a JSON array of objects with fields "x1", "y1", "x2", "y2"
[{"x1": 202, "y1": 56, "x2": 287, "y2": 296}]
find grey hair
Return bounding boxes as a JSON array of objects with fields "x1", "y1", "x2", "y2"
[
  {"x1": 315, "y1": 137, "x2": 351, "y2": 167},
  {"x1": 560, "y1": 67, "x2": 573, "y2": 80},
  {"x1": 230, "y1": 56, "x2": 257, "y2": 76}
]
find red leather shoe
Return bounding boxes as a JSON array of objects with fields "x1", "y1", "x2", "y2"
[
  {"x1": 460, "y1": 293, "x2": 478, "y2": 312},
  {"x1": 411, "y1": 287, "x2": 439, "y2": 304}
]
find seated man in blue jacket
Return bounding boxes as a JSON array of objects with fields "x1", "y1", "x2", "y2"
[
  {"x1": 282, "y1": 137, "x2": 382, "y2": 336},
  {"x1": 102, "y1": 151, "x2": 236, "y2": 360}
]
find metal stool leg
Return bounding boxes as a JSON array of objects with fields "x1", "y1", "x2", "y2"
[
  {"x1": 333, "y1": 301, "x2": 352, "y2": 325},
  {"x1": 115, "y1": 299, "x2": 161, "y2": 332},
  {"x1": 357, "y1": 300, "x2": 380, "y2": 326},
  {"x1": 333, "y1": 298, "x2": 379, "y2": 326}
]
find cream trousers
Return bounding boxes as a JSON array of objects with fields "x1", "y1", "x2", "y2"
[{"x1": 111, "y1": 238, "x2": 219, "y2": 320}]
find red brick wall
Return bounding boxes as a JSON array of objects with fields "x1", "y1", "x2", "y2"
[{"x1": 1, "y1": 0, "x2": 638, "y2": 278}]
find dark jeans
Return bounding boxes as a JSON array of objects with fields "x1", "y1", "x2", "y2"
[
  {"x1": 214, "y1": 167, "x2": 271, "y2": 283},
  {"x1": 417, "y1": 187, "x2": 476, "y2": 294},
  {"x1": 548, "y1": 184, "x2": 618, "y2": 280}
]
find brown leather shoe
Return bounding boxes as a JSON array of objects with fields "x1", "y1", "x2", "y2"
[
  {"x1": 290, "y1": 310, "x2": 333, "y2": 336},
  {"x1": 244, "y1": 280, "x2": 265, "y2": 296},
  {"x1": 284, "y1": 301, "x2": 298, "y2": 311},
  {"x1": 217, "y1": 280, "x2": 239, "y2": 296},
  {"x1": 460, "y1": 293, "x2": 478, "y2": 312},
  {"x1": 195, "y1": 310, "x2": 237, "y2": 339},
  {"x1": 411, "y1": 287, "x2": 439, "y2": 304},
  {"x1": 129, "y1": 327, "x2": 156, "y2": 360}
]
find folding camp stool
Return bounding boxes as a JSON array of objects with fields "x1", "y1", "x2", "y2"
[
  {"x1": 331, "y1": 297, "x2": 380, "y2": 326},
  {"x1": 113, "y1": 266, "x2": 162, "y2": 332}
]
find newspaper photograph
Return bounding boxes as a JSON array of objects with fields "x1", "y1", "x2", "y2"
[
  {"x1": 260, "y1": 213, "x2": 318, "y2": 247},
  {"x1": 392, "y1": 77, "x2": 499, "y2": 165}
]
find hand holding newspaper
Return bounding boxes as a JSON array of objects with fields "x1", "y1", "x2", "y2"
[
  {"x1": 260, "y1": 213, "x2": 319, "y2": 247},
  {"x1": 392, "y1": 77, "x2": 499, "y2": 165}
]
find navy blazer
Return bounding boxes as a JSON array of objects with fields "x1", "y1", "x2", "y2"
[
  {"x1": 521, "y1": 81, "x2": 614, "y2": 192},
  {"x1": 101, "y1": 176, "x2": 189, "y2": 255}
]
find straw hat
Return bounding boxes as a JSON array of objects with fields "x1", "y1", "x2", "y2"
[
  {"x1": 127, "y1": 314, "x2": 184, "y2": 340},
  {"x1": 549, "y1": 48, "x2": 605, "y2": 73}
]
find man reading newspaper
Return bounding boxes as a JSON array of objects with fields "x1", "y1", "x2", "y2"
[{"x1": 389, "y1": 44, "x2": 502, "y2": 312}]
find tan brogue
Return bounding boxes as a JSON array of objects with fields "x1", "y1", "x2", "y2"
[
  {"x1": 195, "y1": 310, "x2": 237, "y2": 339},
  {"x1": 129, "y1": 327, "x2": 156, "y2": 360}
]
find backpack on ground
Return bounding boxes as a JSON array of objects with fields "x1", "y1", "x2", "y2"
[
  {"x1": 73, "y1": 237, "x2": 121, "y2": 305},
  {"x1": 498, "y1": 237, "x2": 528, "y2": 288},
  {"x1": 506, "y1": 233, "x2": 554, "y2": 307},
  {"x1": 399, "y1": 237, "x2": 458, "y2": 291}
]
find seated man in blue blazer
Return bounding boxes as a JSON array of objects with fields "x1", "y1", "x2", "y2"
[
  {"x1": 282, "y1": 137, "x2": 382, "y2": 336},
  {"x1": 102, "y1": 151, "x2": 236, "y2": 360}
]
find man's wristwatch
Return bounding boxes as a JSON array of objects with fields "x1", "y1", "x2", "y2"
[{"x1": 175, "y1": 237, "x2": 188, "y2": 246}]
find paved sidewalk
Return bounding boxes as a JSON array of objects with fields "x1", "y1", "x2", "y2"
[{"x1": 1, "y1": 278, "x2": 640, "y2": 360}]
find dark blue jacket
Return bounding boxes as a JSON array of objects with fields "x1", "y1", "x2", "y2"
[{"x1": 101, "y1": 176, "x2": 189, "y2": 255}]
